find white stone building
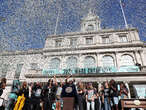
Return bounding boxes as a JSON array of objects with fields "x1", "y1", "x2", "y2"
[{"x1": 0, "y1": 11, "x2": 146, "y2": 99}]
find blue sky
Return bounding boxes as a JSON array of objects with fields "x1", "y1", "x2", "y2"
[{"x1": 0, "y1": 0, "x2": 146, "y2": 51}]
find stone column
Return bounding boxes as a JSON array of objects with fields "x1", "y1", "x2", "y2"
[
  {"x1": 134, "y1": 31, "x2": 140, "y2": 41},
  {"x1": 128, "y1": 32, "x2": 134, "y2": 42},
  {"x1": 61, "y1": 56, "x2": 66, "y2": 70},
  {"x1": 95, "y1": 53, "x2": 99, "y2": 67},
  {"x1": 78, "y1": 54, "x2": 84, "y2": 68},
  {"x1": 97, "y1": 54, "x2": 102, "y2": 67},
  {"x1": 134, "y1": 51, "x2": 139, "y2": 64},
  {"x1": 112, "y1": 33, "x2": 118, "y2": 43},
  {"x1": 115, "y1": 52, "x2": 120, "y2": 69},
  {"x1": 139, "y1": 50, "x2": 144, "y2": 66},
  {"x1": 124, "y1": 81, "x2": 131, "y2": 98}
]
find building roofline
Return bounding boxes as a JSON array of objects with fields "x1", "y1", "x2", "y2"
[
  {"x1": 46, "y1": 28, "x2": 138, "y2": 38},
  {"x1": 0, "y1": 48, "x2": 43, "y2": 56}
]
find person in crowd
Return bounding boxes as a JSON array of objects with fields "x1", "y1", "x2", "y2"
[
  {"x1": 50, "y1": 76, "x2": 58, "y2": 110},
  {"x1": 55, "y1": 80, "x2": 63, "y2": 110},
  {"x1": 13, "y1": 81, "x2": 29, "y2": 110},
  {"x1": 103, "y1": 81, "x2": 111, "y2": 110},
  {"x1": 119, "y1": 82, "x2": 128, "y2": 99},
  {"x1": 98, "y1": 85, "x2": 105, "y2": 110},
  {"x1": 42, "y1": 79, "x2": 52, "y2": 110},
  {"x1": 86, "y1": 83, "x2": 96, "y2": 110},
  {"x1": 109, "y1": 79, "x2": 119, "y2": 110},
  {"x1": 0, "y1": 78, "x2": 6, "y2": 96},
  {"x1": 61, "y1": 75, "x2": 78, "y2": 110},
  {"x1": 77, "y1": 82, "x2": 86, "y2": 110},
  {"x1": 6, "y1": 80, "x2": 20, "y2": 110},
  {"x1": 118, "y1": 82, "x2": 129, "y2": 110},
  {"x1": 31, "y1": 82, "x2": 43, "y2": 110},
  {"x1": 135, "y1": 63, "x2": 142, "y2": 71},
  {"x1": 19, "y1": 82, "x2": 29, "y2": 110},
  {"x1": 0, "y1": 78, "x2": 7, "y2": 110},
  {"x1": 94, "y1": 91, "x2": 100, "y2": 110}
]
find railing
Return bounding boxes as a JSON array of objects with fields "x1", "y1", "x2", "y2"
[{"x1": 103, "y1": 24, "x2": 134, "y2": 30}]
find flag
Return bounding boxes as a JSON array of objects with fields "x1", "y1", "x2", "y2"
[{"x1": 120, "y1": 0, "x2": 125, "y2": 7}]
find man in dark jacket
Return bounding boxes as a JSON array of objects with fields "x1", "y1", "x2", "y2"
[
  {"x1": 42, "y1": 79, "x2": 52, "y2": 110},
  {"x1": 61, "y1": 79, "x2": 78, "y2": 110},
  {"x1": 0, "y1": 78, "x2": 6, "y2": 96},
  {"x1": 31, "y1": 82, "x2": 42, "y2": 110}
]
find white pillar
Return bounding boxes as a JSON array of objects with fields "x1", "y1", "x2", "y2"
[
  {"x1": 78, "y1": 54, "x2": 84, "y2": 68},
  {"x1": 96, "y1": 53, "x2": 99, "y2": 67},
  {"x1": 115, "y1": 52, "x2": 120, "y2": 69},
  {"x1": 139, "y1": 50, "x2": 144, "y2": 66},
  {"x1": 97, "y1": 54, "x2": 102, "y2": 67},
  {"x1": 134, "y1": 51, "x2": 138, "y2": 64},
  {"x1": 60, "y1": 56, "x2": 66, "y2": 69}
]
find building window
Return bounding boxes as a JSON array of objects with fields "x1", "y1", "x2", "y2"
[
  {"x1": 14, "y1": 64, "x2": 23, "y2": 79},
  {"x1": 66, "y1": 57, "x2": 77, "y2": 69},
  {"x1": 121, "y1": 55, "x2": 134, "y2": 66},
  {"x1": 50, "y1": 58, "x2": 60, "y2": 69},
  {"x1": 30, "y1": 63, "x2": 38, "y2": 70},
  {"x1": 1, "y1": 64, "x2": 9, "y2": 78},
  {"x1": 86, "y1": 37, "x2": 93, "y2": 44},
  {"x1": 86, "y1": 24, "x2": 94, "y2": 31},
  {"x1": 84, "y1": 56, "x2": 96, "y2": 68},
  {"x1": 55, "y1": 40, "x2": 62, "y2": 47},
  {"x1": 119, "y1": 35, "x2": 128, "y2": 42},
  {"x1": 70, "y1": 38, "x2": 77, "y2": 47},
  {"x1": 102, "y1": 55, "x2": 114, "y2": 67},
  {"x1": 102, "y1": 36, "x2": 110, "y2": 44}
]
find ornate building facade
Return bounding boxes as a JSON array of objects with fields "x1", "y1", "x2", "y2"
[{"x1": 0, "y1": 11, "x2": 146, "y2": 99}]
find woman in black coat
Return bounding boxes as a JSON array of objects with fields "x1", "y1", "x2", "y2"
[{"x1": 18, "y1": 82, "x2": 30, "y2": 110}]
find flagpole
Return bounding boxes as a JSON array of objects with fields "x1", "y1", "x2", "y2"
[
  {"x1": 119, "y1": 0, "x2": 128, "y2": 29},
  {"x1": 54, "y1": 2, "x2": 61, "y2": 35}
]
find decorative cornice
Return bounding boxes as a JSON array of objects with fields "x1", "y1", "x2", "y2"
[
  {"x1": 47, "y1": 28, "x2": 138, "y2": 38},
  {"x1": 43, "y1": 42, "x2": 143, "y2": 53}
]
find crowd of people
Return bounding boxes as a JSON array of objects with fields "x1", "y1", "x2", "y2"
[{"x1": 1, "y1": 76, "x2": 129, "y2": 110}]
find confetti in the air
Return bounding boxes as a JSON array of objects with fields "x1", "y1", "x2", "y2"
[{"x1": 0, "y1": 0, "x2": 146, "y2": 51}]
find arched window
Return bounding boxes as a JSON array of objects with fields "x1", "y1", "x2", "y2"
[
  {"x1": 84, "y1": 56, "x2": 96, "y2": 68},
  {"x1": 66, "y1": 57, "x2": 77, "y2": 69},
  {"x1": 121, "y1": 55, "x2": 134, "y2": 66},
  {"x1": 50, "y1": 58, "x2": 60, "y2": 69},
  {"x1": 102, "y1": 55, "x2": 115, "y2": 67}
]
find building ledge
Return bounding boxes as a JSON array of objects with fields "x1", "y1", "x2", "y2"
[{"x1": 25, "y1": 72, "x2": 146, "y2": 78}]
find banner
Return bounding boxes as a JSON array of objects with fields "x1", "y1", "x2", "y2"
[
  {"x1": 42, "y1": 66, "x2": 139, "y2": 75},
  {"x1": 118, "y1": 65, "x2": 140, "y2": 72}
]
